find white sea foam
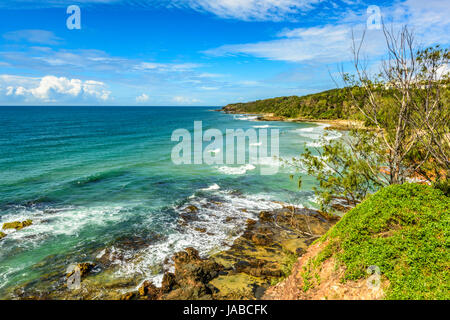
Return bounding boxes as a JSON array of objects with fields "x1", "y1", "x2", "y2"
[
  {"x1": 217, "y1": 164, "x2": 256, "y2": 175},
  {"x1": 200, "y1": 183, "x2": 220, "y2": 191},
  {"x1": 0, "y1": 204, "x2": 130, "y2": 249},
  {"x1": 294, "y1": 124, "x2": 342, "y2": 146},
  {"x1": 233, "y1": 115, "x2": 258, "y2": 121},
  {"x1": 113, "y1": 189, "x2": 283, "y2": 286},
  {"x1": 252, "y1": 125, "x2": 271, "y2": 128}
]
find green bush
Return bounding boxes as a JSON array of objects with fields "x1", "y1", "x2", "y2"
[{"x1": 320, "y1": 183, "x2": 449, "y2": 299}]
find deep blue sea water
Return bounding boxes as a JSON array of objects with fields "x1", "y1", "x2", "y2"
[{"x1": 0, "y1": 106, "x2": 340, "y2": 298}]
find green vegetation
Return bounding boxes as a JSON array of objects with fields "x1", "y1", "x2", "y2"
[
  {"x1": 270, "y1": 249, "x2": 298, "y2": 286},
  {"x1": 223, "y1": 88, "x2": 362, "y2": 120},
  {"x1": 294, "y1": 39, "x2": 449, "y2": 211},
  {"x1": 317, "y1": 184, "x2": 449, "y2": 299}
]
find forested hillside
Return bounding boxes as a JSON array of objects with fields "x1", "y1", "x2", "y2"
[{"x1": 222, "y1": 88, "x2": 359, "y2": 120}]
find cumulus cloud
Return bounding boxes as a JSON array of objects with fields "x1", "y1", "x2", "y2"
[
  {"x1": 0, "y1": 75, "x2": 111, "y2": 103},
  {"x1": 136, "y1": 93, "x2": 150, "y2": 103}
]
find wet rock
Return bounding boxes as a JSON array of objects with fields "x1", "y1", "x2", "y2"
[
  {"x1": 2, "y1": 220, "x2": 33, "y2": 230},
  {"x1": 186, "y1": 205, "x2": 199, "y2": 213},
  {"x1": 161, "y1": 272, "x2": 177, "y2": 293},
  {"x1": 234, "y1": 260, "x2": 251, "y2": 271},
  {"x1": 158, "y1": 248, "x2": 224, "y2": 300},
  {"x1": 251, "y1": 233, "x2": 273, "y2": 246},
  {"x1": 246, "y1": 218, "x2": 257, "y2": 225},
  {"x1": 0, "y1": 232, "x2": 6, "y2": 240},
  {"x1": 120, "y1": 292, "x2": 135, "y2": 300},
  {"x1": 234, "y1": 259, "x2": 282, "y2": 278},
  {"x1": 194, "y1": 227, "x2": 207, "y2": 233},
  {"x1": 259, "y1": 211, "x2": 273, "y2": 222},
  {"x1": 138, "y1": 280, "x2": 160, "y2": 299},
  {"x1": 180, "y1": 211, "x2": 198, "y2": 222}
]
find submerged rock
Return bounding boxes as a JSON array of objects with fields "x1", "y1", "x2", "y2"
[
  {"x1": 0, "y1": 231, "x2": 6, "y2": 240},
  {"x1": 2, "y1": 220, "x2": 33, "y2": 230},
  {"x1": 186, "y1": 205, "x2": 199, "y2": 213}
]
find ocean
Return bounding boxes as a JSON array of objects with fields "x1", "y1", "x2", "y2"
[{"x1": 0, "y1": 106, "x2": 341, "y2": 298}]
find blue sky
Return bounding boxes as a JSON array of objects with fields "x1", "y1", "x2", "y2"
[{"x1": 0, "y1": 0, "x2": 448, "y2": 106}]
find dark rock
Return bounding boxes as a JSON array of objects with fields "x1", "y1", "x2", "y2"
[
  {"x1": 186, "y1": 205, "x2": 199, "y2": 213},
  {"x1": 251, "y1": 233, "x2": 272, "y2": 246},
  {"x1": 120, "y1": 292, "x2": 135, "y2": 300},
  {"x1": 161, "y1": 272, "x2": 177, "y2": 293},
  {"x1": 234, "y1": 260, "x2": 251, "y2": 272},
  {"x1": 159, "y1": 248, "x2": 224, "y2": 300},
  {"x1": 138, "y1": 280, "x2": 160, "y2": 299},
  {"x1": 180, "y1": 211, "x2": 198, "y2": 222},
  {"x1": 246, "y1": 219, "x2": 257, "y2": 227},
  {"x1": 253, "y1": 285, "x2": 267, "y2": 300},
  {"x1": 259, "y1": 211, "x2": 273, "y2": 222}
]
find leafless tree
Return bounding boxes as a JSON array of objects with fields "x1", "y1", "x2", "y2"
[{"x1": 341, "y1": 24, "x2": 449, "y2": 184}]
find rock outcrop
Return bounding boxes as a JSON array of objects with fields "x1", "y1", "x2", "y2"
[
  {"x1": 2, "y1": 220, "x2": 33, "y2": 230},
  {"x1": 135, "y1": 247, "x2": 224, "y2": 300},
  {"x1": 132, "y1": 205, "x2": 337, "y2": 300}
]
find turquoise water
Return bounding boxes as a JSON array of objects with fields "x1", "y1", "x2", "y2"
[{"x1": 0, "y1": 106, "x2": 339, "y2": 297}]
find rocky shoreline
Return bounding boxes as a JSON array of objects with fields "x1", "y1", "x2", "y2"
[
  {"x1": 219, "y1": 108, "x2": 366, "y2": 131},
  {"x1": 4, "y1": 108, "x2": 346, "y2": 300},
  {"x1": 122, "y1": 204, "x2": 339, "y2": 300}
]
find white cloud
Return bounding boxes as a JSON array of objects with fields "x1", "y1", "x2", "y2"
[
  {"x1": 177, "y1": 0, "x2": 322, "y2": 21},
  {"x1": 0, "y1": 75, "x2": 111, "y2": 102},
  {"x1": 393, "y1": 0, "x2": 450, "y2": 45},
  {"x1": 205, "y1": 24, "x2": 369, "y2": 63},
  {"x1": 136, "y1": 93, "x2": 150, "y2": 102},
  {"x1": 135, "y1": 62, "x2": 201, "y2": 72},
  {"x1": 199, "y1": 86, "x2": 218, "y2": 90},
  {"x1": 204, "y1": 0, "x2": 450, "y2": 63},
  {"x1": 4, "y1": 0, "x2": 323, "y2": 21},
  {"x1": 3, "y1": 30, "x2": 62, "y2": 45},
  {"x1": 173, "y1": 96, "x2": 201, "y2": 104}
]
